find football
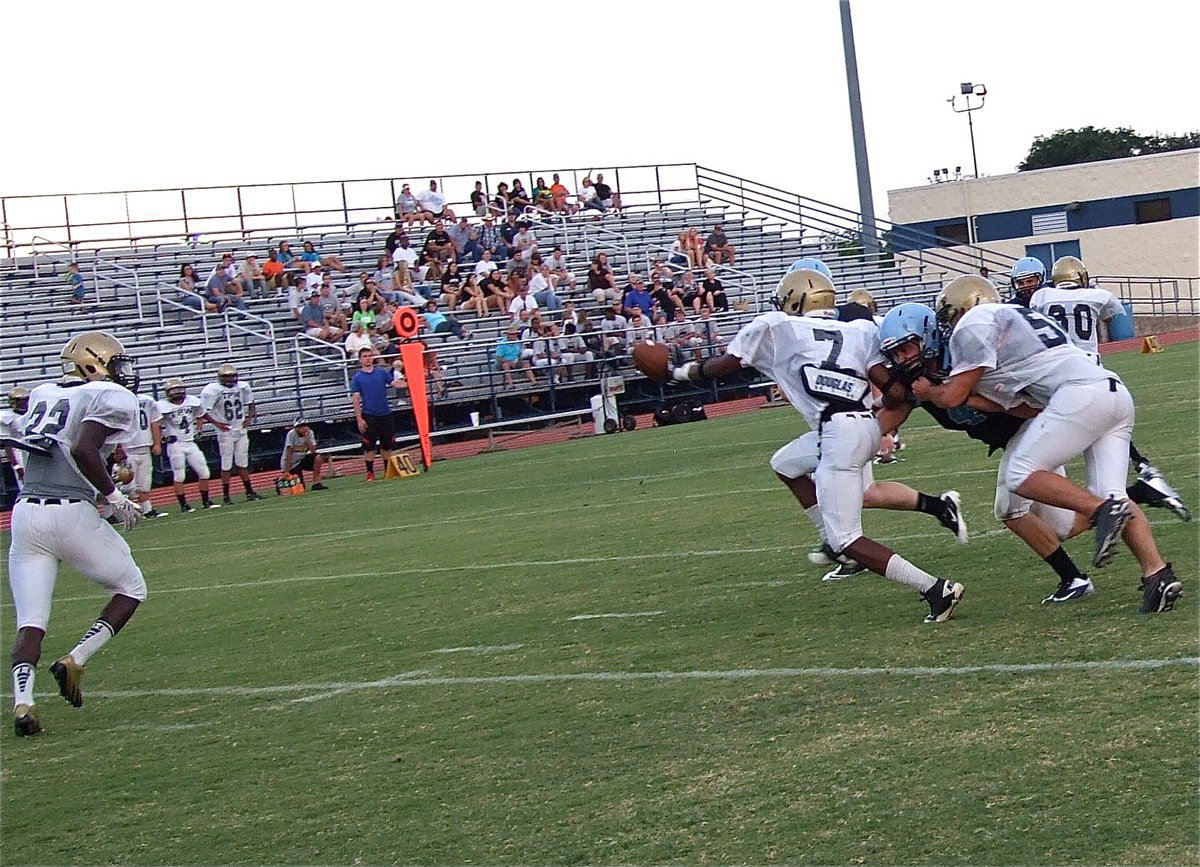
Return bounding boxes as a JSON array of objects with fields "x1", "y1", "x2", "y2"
[{"x1": 632, "y1": 342, "x2": 670, "y2": 382}]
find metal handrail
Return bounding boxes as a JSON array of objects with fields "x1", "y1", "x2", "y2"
[
  {"x1": 1094, "y1": 275, "x2": 1200, "y2": 316},
  {"x1": 30, "y1": 235, "x2": 82, "y2": 280},
  {"x1": 223, "y1": 306, "x2": 279, "y2": 368},
  {"x1": 92, "y1": 258, "x2": 143, "y2": 317},
  {"x1": 293, "y1": 332, "x2": 349, "y2": 391},
  {"x1": 156, "y1": 282, "x2": 211, "y2": 344}
]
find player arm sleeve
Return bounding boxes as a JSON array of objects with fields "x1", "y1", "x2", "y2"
[
  {"x1": 82, "y1": 391, "x2": 137, "y2": 434},
  {"x1": 725, "y1": 316, "x2": 774, "y2": 372},
  {"x1": 1101, "y1": 292, "x2": 1124, "y2": 322},
  {"x1": 948, "y1": 323, "x2": 997, "y2": 378}
]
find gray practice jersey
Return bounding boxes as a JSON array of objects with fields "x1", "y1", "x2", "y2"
[
  {"x1": 949, "y1": 303, "x2": 1115, "y2": 410},
  {"x1": 18, "y1": 379, "x2": 138, "y2": 500}
]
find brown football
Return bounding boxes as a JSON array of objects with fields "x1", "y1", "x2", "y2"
[{"x1": 632, "y1": 341, "x2": 671, "y2": 382}]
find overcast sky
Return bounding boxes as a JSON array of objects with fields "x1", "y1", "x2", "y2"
[{"x1": 3, "y1": 0, "x2": 1197, "y2": 223}]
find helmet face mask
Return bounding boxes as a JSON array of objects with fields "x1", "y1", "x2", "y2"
[
  {"x1": 218, "y1": 363, "x2": 238, "y2": 388},
  {"x1": 935, "y1": 275, "x2": 1001, "y2": 334},
  {"x1": 60, "y1": 331, "x2": 139, "y2": 391},
  {"x1": 1009, "y1": 257, "x2": 1046, "y2": 305},
  {"x1": 164, "y1": 378, "x2": 186, "y2": 404},
  {"x1": 879, "y1": 303, "x2": 941, "y2": 379},
  {"x1": 773, "y1": 269, "x2": 837, "y2": 316}
]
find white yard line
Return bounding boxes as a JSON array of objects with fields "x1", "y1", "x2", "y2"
[
  {"x1": 429, "y1": 644, "x2": 524, "y2": 654},
  {"x1": 84, "y1": 657, "x2": 1200, "y2": 705},
  {"x1": 566, "y1": 611, "x2": 664, "y2": 621}
]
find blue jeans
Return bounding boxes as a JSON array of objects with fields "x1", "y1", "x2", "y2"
[{"x1": 534, "y1": 290, "x2": 563, "y2": 312}]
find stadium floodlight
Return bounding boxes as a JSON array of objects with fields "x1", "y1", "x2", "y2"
[{"x1": 949, "y1": 82, "x2": 988, "y2": 178}]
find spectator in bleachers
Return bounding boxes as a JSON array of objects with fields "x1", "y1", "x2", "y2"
[
  {"x1": 679, "y1": 269, "x2": 701, "y2": 313},
  {"x1": 592, "y1": 173, "x2": 621, "y2": 213},
  {"x1": 317, "y1": 276, "x2": 349, "y2": 328},
  {"x1": 532, "y1": 177, "x2": 554, "y2": 211},
  {"x1": 390, "y1": 235, "x2": 418, "y2": 290},
  {"x1": 491, "y1": 182, "x2": 510, "y2": 218},
  {"x1": 704, "y1": 224, "x2": 736, "y2": 265},
  {"x1": 668, "y1": 307, "x2": 702, "y2": 363},
  {"x1": 506, "y1": 248, "x2": 530, "y2": 281},
  {"x1": 384, "y1": 223, "x2": 407, "y2": 257},
  {"x1": 685, "y1": 227, "x2": 708, "y2": 269},
  {"x1": 422, "y1": 220, "x2": 456, "y2": 269},
  {"x1": 65, "y1": 262, "x2": 87, "y2": 305},
  {"x1": 627, "y1": 308, "x2": 654, "y2": 345},
  {"x1": 508, "y1": 281, "x2": 539, "y2": 324},
  {"x1": 513, "y1": 224, "x2": 538, "y2": 260},
  {"x1": 587, "y1": 253, "x2": 618, "y2": 305},
  {"x1": 651, "y1": 257, "x2": 675, "y2": 286},
  {"x1": 448, "y1": 217, "x2": 482, "y2": 263},
  {"x1": 299, "y1": 290, "x2": 344, "y2": 342},
  {"x1": 416, "y1": 179, "x2": 455, "y2": 222},
  {"x1": 439, "y1": 260, "x2": 463, "y2": 309},
  {"x1": 600, "y1": 306, "x2": 629, "y2": 357},
  {"x1": 300, "y1": 240, "x2": 346, "y2": 272},
  {"x1": 345, "y1": 321, "x2": 373, "y2": 356},
  {"x1": 499, "y1": 213, "x2": 520, "y2": 249},
  {"x1": 557, "y1": 320, "x2": 593, "y2": 380},
  {"x1": 477, "y1": 216, "x2": 507, "y2": 261},
  {"x1": 276, "y1": 241, "x2": 299, "y2": 269},
  {"x1": 550, "y1": 174, "x2": 575, "y2": 214},
  {"x1": 262, "y1": 251, "x2": 286, "y2": 293},
  {"x1": 394, "y1": 184, "x2": 424, "y2": 226},
  {"x1": 651, "y1": 277, "x2": 681, "y2": 321},
  {"x1": 458, "y1": 274, "x2": 488, "y2": 318},
  {"x1": 286, "y1": 274, "x2": 308, "y2": 321},
  {"x1": 178, "y1": 264, "x2": 217, "y2": 312},
  {"x1": 495, "y1": 325, "x2": 535, "y2": 387},
  {"x1": 351, "y1": 296, "x2": 377, "y2": 330},
  {"x1": 481, "y1": 268, "x2": 513, "y2": 314},
  {"x1": 368, "y1": 323, "x2": 393, "y2": 355},
  {"x1": 696, "y1": 305, "x2": 724, "y2": 353},
  {"x1": 622, "y1": 274, "x2": 654, "y2": 318},
  {"x1": 578, "y1": 177, "x2": 599, "y2": 214},
  {"x1": 206, "y1": 255, "x2": 246, "y2": 313},
  {"x1": 545, "y1": 246, "x2": 574, "y2": 292},
  {"x1": 474, "y1": 248, "x2": 499, "y2": 279},
  {"x1": 530, "y1": 322, "x2": 562, "y2": 379},
  {"x1": 528, "y1": 264, "x2": 563, "y2": 313},
  {"x1": 421, "y1": 298, "x2": 472, "y2": 340},
  {"x1": 508, "y1": 179, "x2": 533, "y2": 215},
  {"x1": 669, "y1": 231, "x2": 690, "y2": 267},
  {"x1": 701, "y1": 268, "x2": 729, "y2": 312},
  {"x1": 469, "y1": 180, "x2": 488, "y2": 218},
  {"x1": 240, "y1": 254, "x2": 268, "y2": 299}
]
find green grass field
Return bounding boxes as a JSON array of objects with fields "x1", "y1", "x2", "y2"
[{"x1": 2, "y1": 348, "x2": 1197, "y2": 866}]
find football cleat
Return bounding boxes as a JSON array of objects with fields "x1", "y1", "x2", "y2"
[
  {"x1": 245, "y1": 491, "x2": 264, "y2": 501},
  {"x1": 364, "y1": 472, "x2": 376, "y2": 482},
  {"x1": 1138, "y1": 563, "x2": 1183, "y2": 614},
  {"x1": 822, "y1": 561, "x2": 868, "y2": 582},
  {"x1": 916, "y1": 581, "x2": 964, "y2": 619},
  {"x1": 1091, "y1": 497, "x2": 1131, "y2": 568},
  {"x1": 181, "y1": 502, "x2": 195, "y2": 513},
  {"x1": 1135, "y1": 466, "x2": 1191, "y2": 522},
  {"x1": 873, "y1": 453, "x2": 899, "y2": 465},
  {"x1": 923, "y1": 579, "x2": 965, "y2": 623},
  {"x1": 146, "y1": 509, "x2": 169, "y2": 519},
  {"x1": 808, "y1": 543, "x2": 853, "y2": 567},
  {"x1": 13, "y1": 704, "x2": 42, "y2": 737},
  {"x1": 938, "y1": 490, "x2": 969, "y2": 544},
  {"x1": 1042, "y1": 576, "x2": 1095, "y2": 604},
  {"x1": 310, "y1": 482, "x2": 328, "y2": 491},
  {"x1": 202, "y1": 501, "x2": 221, "y2": 509},
  {"x1": 49, "y1": 656, "x2": 84, "y2": 708},
  {"x1": 222, "y1": 496, "x2": 235, "y2": 506}
]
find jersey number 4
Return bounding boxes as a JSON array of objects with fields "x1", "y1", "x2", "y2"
[{"x1": 23, "y1": 399, "x2": 70, "y2": 437}]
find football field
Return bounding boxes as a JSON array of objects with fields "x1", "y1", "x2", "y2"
[{"x1": 3, "y1": 347, "x2": 1197, "y2": 865}]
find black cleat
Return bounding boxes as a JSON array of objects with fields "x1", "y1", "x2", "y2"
[
  {"x1": 923, "y1": 579, "x2": 965, "y2": 623},
  {"x1": 1133, "y1": 466, "x2": 1191, "y2": 522},
  {"x1": 310, "y1": 482, "x2": 328, "y2": 491},
  {"x1": 937, "y1": 490, "x2": 969, "y2": 544},
  {"x1": 1139, "y1": 563, "x2": 1183, "y2": 614},
  {"x1": 1091, "y1": 497, "x2": 1131, "y2": 569},
  {"x1": 245, "y1": 491, "x2": 264, "y2": 501},
  {"x1": 13, "y1": 704, "x2": 42, "y2": 737},
  {"x1": 222, "y1": 496, "x2": 235, "y2": 506},
  {"x1": 821, "y1": 561, "x2": 867, "y2": 582},
  {"x1": 181, "y1": 502, "x2": 195, "y2": 513},
  {"x1": 202, "y1": 501, "x2": 221, "y2": 510},
  {"x1": 146, "y1": 508, "x2": 169, "y2": 519},
  {"x1": 50, "y1": 656, "x2": 84, "y2": 707},
  {"x1": 1042, "y1": 576, "x2": 1095, "y2": 604}
]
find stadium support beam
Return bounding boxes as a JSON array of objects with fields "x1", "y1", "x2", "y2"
[{"x1": 839, "y1": 0, "x2": 880, "y2": 256}]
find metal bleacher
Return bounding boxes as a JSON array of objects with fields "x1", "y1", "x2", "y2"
[{"x1": 0, "y1": 164, "x2": 1004, "y2": 438}]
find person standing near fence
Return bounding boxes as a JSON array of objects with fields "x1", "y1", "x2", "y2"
[{"x1": 350, "y1": 347, "x2": 406, "y2": 482}]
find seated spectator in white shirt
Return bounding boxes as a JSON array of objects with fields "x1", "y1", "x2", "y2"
[
  {"x1": 416, "y1": 180, "x2": 456, "y2": 222},
  {"x1": 474, "y1": 249, "x2": 499, "y2": 279},
  {"x1": 508, "y1": 284, "x2": 540, "y2": 323},
  {"x1": 345, "y1": 322, "x2": 373, "y2": 355},
  {"x1": 391, "y1": 236, "x2": 419, "y2": 289},
  {"x1": 527, "y1": 265, "x2": 563, "y2": 312}
]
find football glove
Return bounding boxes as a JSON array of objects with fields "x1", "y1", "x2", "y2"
[{"x1": 105, "y1": 490, "x2": 143, "y2": 532}]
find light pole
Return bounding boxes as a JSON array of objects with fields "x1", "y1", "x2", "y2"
[{"x1": 949, "y1": 82, "x2": 987, "y2": 178}]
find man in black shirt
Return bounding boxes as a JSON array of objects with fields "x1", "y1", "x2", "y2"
[
  {"x1": 423, "y1": 220, "x2": 454, "y2": 265},
  {"x1": 384, "y1": 224, "x2": 406, "y2": 256}
]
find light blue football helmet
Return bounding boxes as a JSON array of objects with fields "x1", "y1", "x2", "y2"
[
  {"x1": 1009, "y1": 257, "x2": 1046, "y2": 305},
  {"x1": 878, "y1": 303, "x2": 941, "y2": 378},
  {"x1": 786, "y1": 257, "x2": 834, "y2": 282}
]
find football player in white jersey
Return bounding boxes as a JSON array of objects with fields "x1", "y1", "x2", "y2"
[
  {"x1": 1, "y1": 386, "x2": 31, "y2": 491},
  {"x1": 913, "y1": 276, "x2": 1182, "y2": 614},
  {"x1": 650, "y1": 268, "x2": 965, "y2": 623},
  {"x1": 7, "y1": 331, "x2": 148, "y2": 736},
  {"x1": 119, "y1": 392, "x2": 168, "y2": 518},
  {"x1": 199, "y1": 363, "x2": 263, "y2": 505},
  {"x1": 1032, "y1": 255, "x2": 1190, "y2": 522},
  {"x1": 157, "y1": 379, "x2": 219, "y2": 513}
]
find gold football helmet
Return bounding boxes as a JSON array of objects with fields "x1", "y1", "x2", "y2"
[
  {"x1": 1051, "y1": 255, "x2": 1089, "y2": 288},
  {"x1": 7, "y1": 386, "x2": 30, "y2": 414},
  {"x1": 112, "y1": 463, "x2": 135, "y2": 485},
  {"x1": 773, "y1": 269, "x2": 836, "y2": 316},
  {"x1": 848, "y1": 289, "x2": 877, "y2": 315},
  {"x1": 60, "y1": 331, "x2": 138, "y2": 389},
  {"x1": 935, "y1": 275, "x2": 1001, "y2": 331},
  {"x1": 163, "y1": 377, "x2": 187, "y2": 404},
  {"x1": 217, "y1": 363, "x2": 238, "y2": 387}
]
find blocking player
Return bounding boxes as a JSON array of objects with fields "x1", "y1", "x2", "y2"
[
  {"x1": 912, "y1": 276, "x2": 1181, "y2": 614},
  {"x1": 200, "y1": 363, "x2": 263, "y2": 505},
  {"x1": 8, "y1": 331, "x2": 148, "y2": 736},
  {"x1": 647, "y1": 267, "x2": 965, "y2": 624},
  {"x1": 157, "y1": 378, "x2": 219, "y2": 512},
  {"x1": 1, "y1": 386, "x2": 31, "y2": 491},
  {"x1": 1030, "y1": 256, "x2": 1190, "y2": 522}
]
